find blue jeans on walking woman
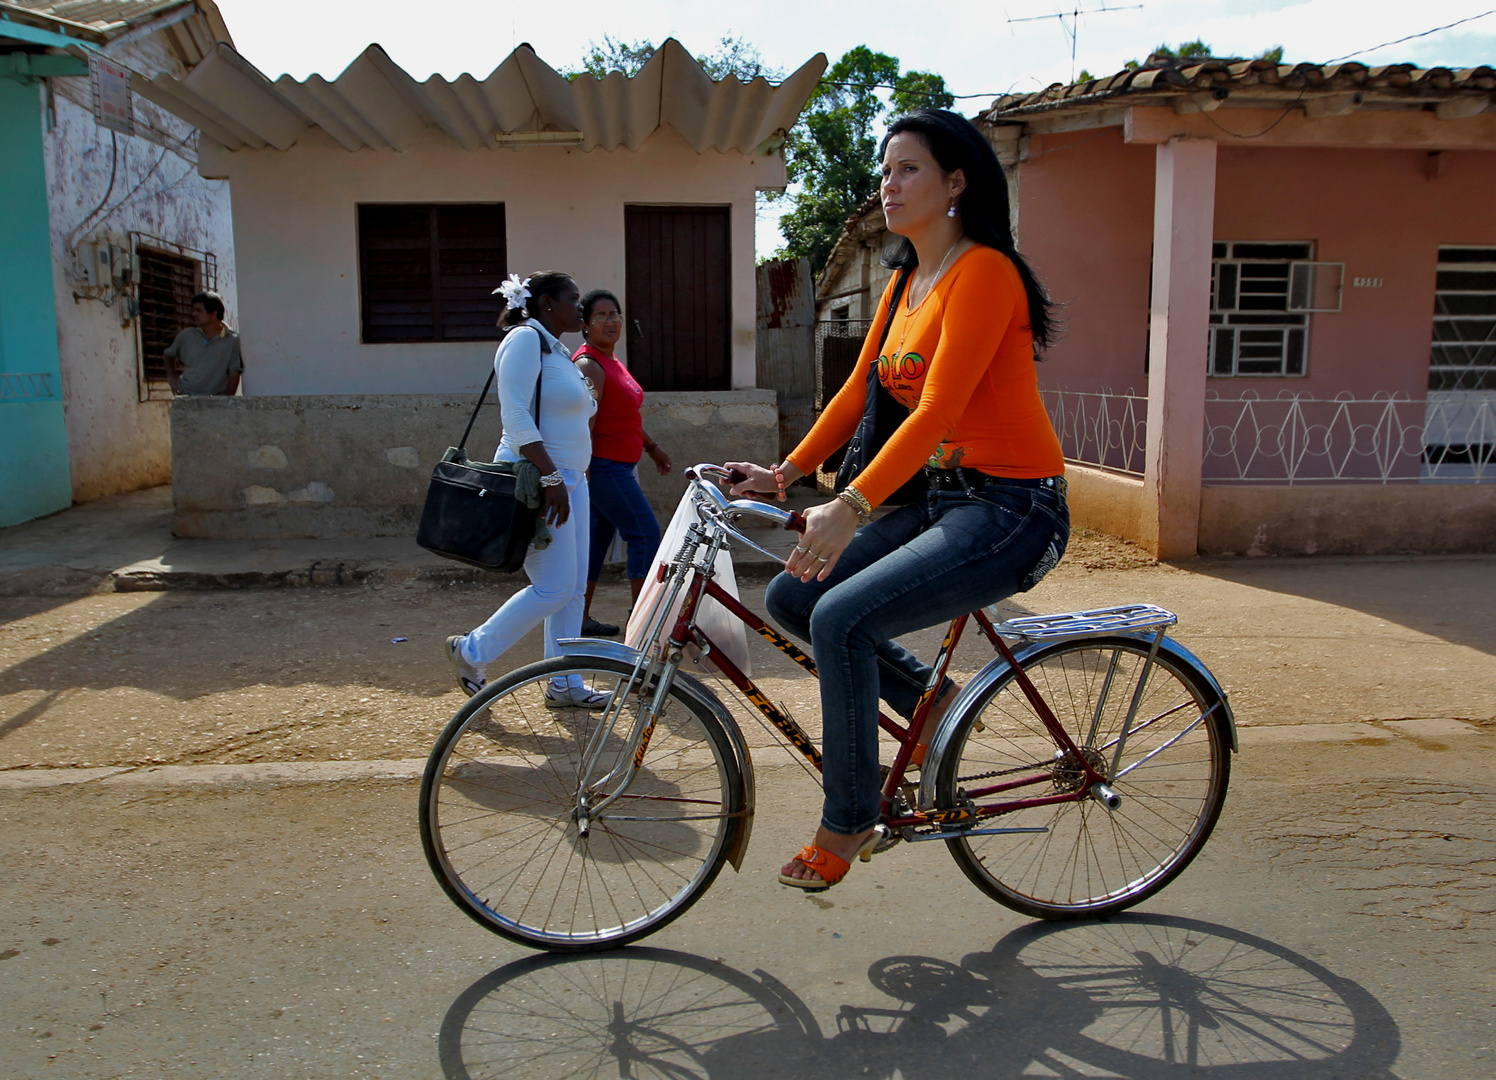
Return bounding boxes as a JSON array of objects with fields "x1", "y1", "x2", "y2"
[
  {"x1": 765, "y1": 476, "x2": 1069, "y2": 835},
  {"x1": 587, "y1": 455, "x2": 664, "y2": 583}
]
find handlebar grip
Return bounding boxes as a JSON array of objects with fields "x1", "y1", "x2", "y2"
[
  {"x1": 727, "y1": 468, "x2": 747, "y2": 485},
  {"x1": 785, "y1": 511, "x2": 807, "y2": 533}
]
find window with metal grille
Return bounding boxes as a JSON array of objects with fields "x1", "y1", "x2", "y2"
[
  {"x1": 1431, "y1": 246, "x2": 1496, "y2": 391},
  {"x1": 137, "y1": 246, "x2": 201, "y2": 383},
  {"x1": 1209, "y1": 242, "x2": 1317, "y2": 376},
  {"x1": 357, "y1": 204, "x2": 507, "y2": 343}
]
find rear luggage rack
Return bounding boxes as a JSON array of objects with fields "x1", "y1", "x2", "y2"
[{"x1": 993, "y1": 604, "x2": 1178, "y2": 640}]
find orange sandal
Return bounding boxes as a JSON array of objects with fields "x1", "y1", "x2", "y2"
[{"x1": 778, "y1": 829, "x2": 883, "y2": 892}]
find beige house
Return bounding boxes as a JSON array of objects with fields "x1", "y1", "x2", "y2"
[{"x1": 133, "y1": 39, "x2": 826, "y2": 537}]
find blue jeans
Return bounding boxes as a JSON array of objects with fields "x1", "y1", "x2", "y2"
[
  {"x1": 587, "y1": 455, "x2": 663, "y2": 582},
  {"x1": 765, "y1": 476, "x2": 1069, "y2": 835}
]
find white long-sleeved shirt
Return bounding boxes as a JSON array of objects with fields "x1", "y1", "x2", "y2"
[{"x1": 493, "y1": 319, "x2": 596, "y2": 471}]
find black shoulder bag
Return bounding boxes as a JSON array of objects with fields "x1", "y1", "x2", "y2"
[
  {"x1": 416, "y1": 327, "x2": 548, "y2": 572},
  {"x1": 833, "y1": 269, "x2": 926, "y2": 506}
]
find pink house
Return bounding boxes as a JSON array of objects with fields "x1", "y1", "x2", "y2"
[
  {"x1": 987, "y1": 56, "x2": 1496, "y2": 557},
  {"x1": 819, "y1": 57, "x2": 1496, "y2": 557}
]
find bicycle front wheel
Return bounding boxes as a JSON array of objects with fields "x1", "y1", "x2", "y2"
[
  {"x1": 936, "y1": 636, "x2": 1231, "y2": 920},
  {"x1": 420, "y1": 656, "x2": 745, "y2": 951}
]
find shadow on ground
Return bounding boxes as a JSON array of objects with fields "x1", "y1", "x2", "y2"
[
  {"x1": 438, "y1": 914, "x2": 1400, "y2": 1079},
  {"x1": 1185, "y1": 556, "x2": 1496, "y2": 656}
]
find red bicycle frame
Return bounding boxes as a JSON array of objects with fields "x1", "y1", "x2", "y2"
[{"x1": 659, "y1": 561, "x2": 1111, "y2": 831}]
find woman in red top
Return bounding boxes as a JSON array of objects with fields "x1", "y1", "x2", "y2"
[
  {"x1": 572, "y1": 290, "x2": 672, "y2": 636},
  {"x1": 728, "y1": 110, "x2": 1069, "y2": 891}
]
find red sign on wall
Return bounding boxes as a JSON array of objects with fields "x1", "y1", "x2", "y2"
[{"x1": 90, "y1": 57, "x2": 134, "y2": 135}]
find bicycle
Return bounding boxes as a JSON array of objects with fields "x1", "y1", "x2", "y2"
[{"x1": 420, "y1": 464, "x2": 1237, "y2": 952}]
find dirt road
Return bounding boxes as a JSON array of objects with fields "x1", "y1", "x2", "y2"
[{"x1": 2, "y1": 537, "x2": 1491, "y2": 771}]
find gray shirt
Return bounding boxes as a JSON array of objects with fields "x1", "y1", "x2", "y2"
[{"x1": 165, "y1": 326, "x2": 243, "y2": 395}]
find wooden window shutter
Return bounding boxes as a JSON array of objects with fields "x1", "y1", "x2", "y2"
[{"x1": 359, "y1": 204, "x2": 506, "y2": 343}]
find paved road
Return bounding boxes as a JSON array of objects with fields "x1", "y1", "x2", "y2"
[{"x1": 2, "y1": 719, "x2": 1492, "y2": 1079}]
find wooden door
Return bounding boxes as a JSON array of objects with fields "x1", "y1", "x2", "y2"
[{"x1": 625, "y1": 206, "x2": 731, "y2": 391}]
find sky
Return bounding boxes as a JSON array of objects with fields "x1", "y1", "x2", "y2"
[{"x1": 212, "y1": 0, "x2": 1496, "y2": 256}]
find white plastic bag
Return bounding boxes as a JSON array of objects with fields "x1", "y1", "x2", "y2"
[{"x1": 625, "y1": 489, "x2": 751, "y2": 678}]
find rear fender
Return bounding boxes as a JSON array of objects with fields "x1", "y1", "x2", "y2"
[{"x1": 917, "y1": 634, "x2": 1235, "y2": 811}]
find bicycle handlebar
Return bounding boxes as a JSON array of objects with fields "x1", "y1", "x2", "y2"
[{"x1": 686, "y1": 464, "x2": 807, "y2": 533}]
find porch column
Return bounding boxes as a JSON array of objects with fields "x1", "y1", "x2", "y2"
[{"x1": 1143, "y1": 136, "x2": 1217, "y2": 558}]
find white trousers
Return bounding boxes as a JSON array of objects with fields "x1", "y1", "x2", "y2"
[{"x1": 461, "y1": 469, "x2": 587, "y2": 686}]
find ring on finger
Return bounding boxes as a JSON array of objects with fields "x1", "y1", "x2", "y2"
[{"x1": 793, "y1": 544, "x2": 810, "y2": 555}]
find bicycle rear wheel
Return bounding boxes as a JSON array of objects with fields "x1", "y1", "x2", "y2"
[
  {"x1": 936, "y1": 636, "x2": 1230, "y2": 920},
  {"x1": 420, "y1": 656, "x2": 745, "y2": 951}
]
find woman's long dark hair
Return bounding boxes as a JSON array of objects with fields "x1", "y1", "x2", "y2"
[
  {"x1": 880, "y1": 109, "x2": 1058, "y2": 351},
  {"x1": 497, "y1": 271, "x2": 575, "y2": 337}
]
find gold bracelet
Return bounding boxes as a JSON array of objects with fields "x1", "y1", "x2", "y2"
[{"x1": 836, "y1": 488, "x2": 873, "y2": 522}]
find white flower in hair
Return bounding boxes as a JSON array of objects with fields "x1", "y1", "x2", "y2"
[{"x1": 493, "y1": 273, "x2": 530, "y2": 311}]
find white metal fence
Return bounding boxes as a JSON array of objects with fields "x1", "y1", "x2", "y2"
[
  {"x1": 1040, "y1": 389, "x2": 1494, "y2": 484},
  {"x1": 1040, "y1": 389, "x2": 1149, "y2": 475}
]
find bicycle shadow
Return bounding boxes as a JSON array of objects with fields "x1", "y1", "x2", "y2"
[{"x1": 435, "y1": 914, "x2": 1401, "y2": 1079}]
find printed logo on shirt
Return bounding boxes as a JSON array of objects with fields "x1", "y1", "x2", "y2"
[{"x1": 877, "y1": 350, "x2": 926, "y2": 408}]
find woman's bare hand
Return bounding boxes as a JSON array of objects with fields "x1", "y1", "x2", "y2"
[
  {"x1": 725, "y1": 461, "x2": 778, "y2": 500},
  {"x1": 542, "y1": 484, "x2": 569, "y2": 526},
  {"x1": 785, "y1": 499, "x2": 860, "y2": 582},
  {"x1": 647, "y1": 444, "x2": 672, "y2": 475}
]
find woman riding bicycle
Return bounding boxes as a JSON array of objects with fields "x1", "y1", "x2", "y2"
[{"x1": 729, "y1": 108, "x2": 1069, "y2": 891}]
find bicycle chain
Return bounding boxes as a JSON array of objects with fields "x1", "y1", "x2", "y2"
[{"x1": 958, "y1": 761, "x2": 1050, "y2": 784}]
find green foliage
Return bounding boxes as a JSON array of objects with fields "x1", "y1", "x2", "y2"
[
  {"x1": 566, "y1": 33, "x2": 781, "y2": 82},
  {"x1": 571, "y1": 35, "x2": 656, "y2": 78},
  {"x1": 1257, "y1": 45, "x2": 1285, "y2": 64},
  {"x1": 1076, "y1": 68, "x2": 1095, "y2": 82},
  {"x1": 774, "y1": 47, "x2": 952, "y2": 274},
  {"x1": 1124, "y1": 40, "x2": 1216, "y2": 68}
]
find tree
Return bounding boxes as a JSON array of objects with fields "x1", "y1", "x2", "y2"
[
  {"x1": 567, "y1": 34, "x2": 780, "y2": 81},
  {"x1": 774, "y1": 47, "x2": 953, "y2": 274},
  {"x1": 1123, "y1": 40, "x2": 1214, "y2": 70}
]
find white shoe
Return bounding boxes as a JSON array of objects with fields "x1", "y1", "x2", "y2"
[
  {"x1": 544, "y1": 683, "x2": 614, "y2": 710},
  {"x1": 446, "y1": 635, "x2": 486, "y2": 697}
]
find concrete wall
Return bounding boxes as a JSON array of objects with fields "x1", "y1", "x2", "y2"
[
  {"x1": 0, "y1": 78, "x2": 72, "y2": 527},
  {"x1": 198, "y1": 126, "x2": 783, "y2": 397},
  {"x1": 1065, "y1": 464, "x2": 1145, "y2": 544},
  {"x1": 1017, "y1": 128, "x2": 1496, "y2": 399},
  {"x1": 1065, "y1": 463, "x2": 1496, "y2": 558},
  {"x1": 41, "y1": 37, "x2": 238, "y2": 505},
  {"x1": 1198, "y1": 482, "x2": 1496, "y2": 557},
  {"x1": 171, "y1": 391, "x2": 778, "y2": 539},
  {"x1": 44, "y1": 93, "x2": 238, "y2": 504}
]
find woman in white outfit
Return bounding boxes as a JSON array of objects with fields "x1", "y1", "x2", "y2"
[{"x1": 445, "y1": 271, "x2": 610, "y2": 708}]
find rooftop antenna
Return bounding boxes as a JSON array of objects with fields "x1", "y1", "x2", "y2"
[{"x1": 1008, "y1": 3, "x2": 1144, "y2": 84}]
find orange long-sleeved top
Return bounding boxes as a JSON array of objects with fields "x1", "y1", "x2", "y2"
[{"x1": 787, "y1": 245, "x2": 1064, "y2": 507}]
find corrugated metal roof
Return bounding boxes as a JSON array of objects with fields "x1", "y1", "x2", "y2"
[
  {"x1": 984, "y1": 56, "x2": 1496, "y2": 121},
  {"x1": 133, "y1": 38, "x2": 827, "y2": 155},
  {"x1": 0, "y1": 1, "x2": 230, "y2": 56}
]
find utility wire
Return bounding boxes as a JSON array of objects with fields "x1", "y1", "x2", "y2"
[{"x1": 1324, "y1": 9, "x2": 1496, "y2": 64}]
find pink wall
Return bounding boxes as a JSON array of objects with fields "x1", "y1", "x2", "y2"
[{"x1": 1018, "y1": 128, "x2": 1496, "y2": 399}]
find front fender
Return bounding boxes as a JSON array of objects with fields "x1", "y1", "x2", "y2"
[
  {"x1": 917, "y1": 633, "x2": 1236, "y2": 811},
  {"x1": 556, "y1": 638, "x2": 755, "y2": 871}
]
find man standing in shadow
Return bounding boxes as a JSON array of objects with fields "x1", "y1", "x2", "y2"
[{"x1": 165, "y1": 290, "x2": 242, "y2": 396}]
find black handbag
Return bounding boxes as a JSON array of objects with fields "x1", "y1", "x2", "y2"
[
  {"x1": 834, "y1": 269, "x2": 927, "y2": 506},
  {"x1": 416, "y1": 330, "x2": 546, "y2": 572}
]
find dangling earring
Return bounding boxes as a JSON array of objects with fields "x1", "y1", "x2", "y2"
[{"x1": 947, "y1": 200, "x2": 957, "y2": 218}]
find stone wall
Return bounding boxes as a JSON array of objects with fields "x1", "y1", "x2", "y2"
[{"x1": 171, "y1": 391, "x2": 778, "y2": 539}]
